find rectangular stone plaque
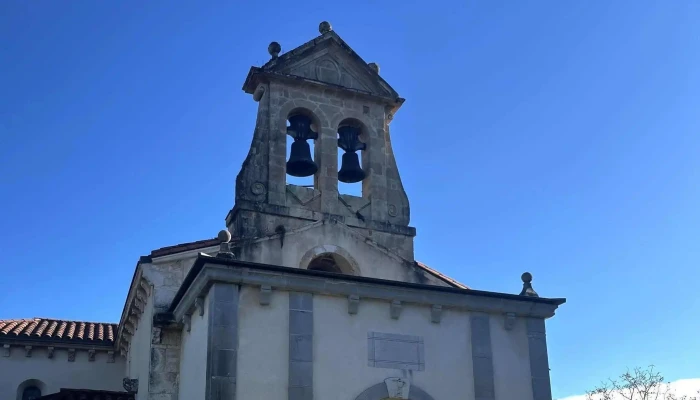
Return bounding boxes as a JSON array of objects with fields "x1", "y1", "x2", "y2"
[{"x1": 367, "y1": 332, "x2": 425, "y2": 371}]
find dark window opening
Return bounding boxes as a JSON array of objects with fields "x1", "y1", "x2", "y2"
[
  {"x1": 22, "y1": 386, "x2": 41, "y2": 400},
  {"x1": 307, "y1": 254, "x2": 342, "y2": 273}
]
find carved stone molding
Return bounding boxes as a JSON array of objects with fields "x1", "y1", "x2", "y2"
[
  {"x1": 182, "y1": 315, "x2": 191, "y2": 333},
  {"x1": 88, "y1": 349, "x2": 96, "y2": 361},
  {"x1": 194, "y1": 297, "x2": 204, "y2": 316},
  {"x1": 385, "y1": 377, "x2": 410, "y2": 399},
  {"x1": 117, "y1": 274, "x2": 153, "y2": 356},
  {"x1": 151, "y1": 327, "x2": 162, "y2": 344},
  {"x1": 123, "y1": 378, "x2": 139, "y2": 393},
  {"x1": 67, "y1": 348, "x2": 76, "y2": 362}
]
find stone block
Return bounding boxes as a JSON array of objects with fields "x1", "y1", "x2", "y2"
[
  {"x1": 149, "y1": 371, "x2": 177, "y2": 394},
  {"x1": 212, "y1": 349, "x2": 237, "y2": 378},
  {"x1": 289, "y1": 310, "x2": 313, "y2": 335},
  {"x1": 288, "y1": 386, "x2": 313, "y2": 400},
  {"x1": 210, "y1": 377, "x2": 236, "y2": 399},
  {"x1": 289, "y1": 360, "x2": 313, "y2": 387},
  {"x1": 289, "y1": 292, "x2": 313, "y2": 311},
  {"x1": 289, "y1": 334, "x2": 313, "y2": 362},
  {"x1": 150, "y1": 348, "x2": 166, "y2": 372}
]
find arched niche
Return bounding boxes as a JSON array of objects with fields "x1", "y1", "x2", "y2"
[
  {"x1": 353, "y1": 381, "x2": 436, "y2": 400},
  {"x1": 17, "y1": 379, "x2": 46, "y2": 400},
  {"x1": 299, "y1": 245, "x2": 360, "y2": 276}
]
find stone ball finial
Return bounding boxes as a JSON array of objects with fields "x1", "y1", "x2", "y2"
[
  {"x1": 368, "y1": 62, "x2": 380, "y2": 74},
  {"x1": 217, "y1": 229, "x2": 232, "y2": 243},
  {"x1": 268, "y1": 41, "x2": 281, "y2": 59},
  {"x1": 319, "y1": 21, "x2": 332, "y2": 34},
  {"x1": 519, "y1": 272, "x2": 539, "y2": 297}
]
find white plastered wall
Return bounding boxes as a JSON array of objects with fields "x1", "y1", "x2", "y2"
[
  {"x1": 178, "y1": 291, "x2": 209, "y2": 399},
  {"x1": 0, "y1": 347, "x2": 125, "y2": 399},
  {"x1": 126, "y1": 292, "x2": 154, "y2": 398}
]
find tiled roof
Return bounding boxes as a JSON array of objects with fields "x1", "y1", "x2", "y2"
[
  {"x1": 416, "y1": 261, "x2": 470, "y2": 289},
  {"x1": 38, "y1": 388, "x2": 134, "y2": 400},
  {"x1": 0, "y1": 318, "x2": 116, "y2": 347},
  {"x1": 147, "y1": 237, "x2": 469, "y2": 289},
  {"x1": 149, "y1": 238, "x2": 219, "y2": 258}
]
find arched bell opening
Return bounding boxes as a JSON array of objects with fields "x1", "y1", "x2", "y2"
[
  {"x1": 307, "y1": 252, "x2": 355, "y2": 275},
  {"x1": 300, "y1": 245, "x2": 360, "y2": 276},
  {"x1": 337, "y1": 118, "x2": 368, "y2": 197},
  {"x1": 285, "y1": 108, "x2": 321, "y2": 188}
]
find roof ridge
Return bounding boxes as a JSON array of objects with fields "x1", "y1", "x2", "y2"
[{"x1": 0, "y1": 317, "x2": 118, "y2": 325}]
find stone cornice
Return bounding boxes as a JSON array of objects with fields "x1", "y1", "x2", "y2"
[
  {"x1": 171, "y1": 256, "x2": 565, "y2": 322},
  {"x1": 116, "y1": 265, "x2": 153, "y2": 356}
]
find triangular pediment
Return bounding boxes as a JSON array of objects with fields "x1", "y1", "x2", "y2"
[{"x1": 262, "y1": 32, "x2": 399, "y2": 99}]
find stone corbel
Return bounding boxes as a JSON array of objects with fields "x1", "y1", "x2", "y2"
[
  {"x1": 24, "y1": 345, "x2": 32, "y2": 357},
  {"x1": 431, "y1": 305, "x2": 443, "y2": 324},
  {"x1": 182, "y1": 315, "x2": 192, "y2": 333},
  {"x1": 2, "y1": 344, "x2": 9, "y2": 357},
  {"x1": 253, "y1": 84, "x2": 266, "y2": 102},
  {"x1": 385, "y1": 377, "x2": 410, "y2": 399},
  {"x1": 151, "y1": 327, "x2": 162, "y2": 344},
  {"x1": 390, "y1": 300, "x2": 402, "y2": 320},
  {"x1": 139, "y1": 278, "x2": 151, "y2": 295},
  {"x1": 47, "y1": 347, "x2": 54, "y2": 359},
  {"x1": 348, "y1": 294, "x2": 360, "y2": 315},
  {"x1": 124, "y1": 322, "x2": 135, "y2": 335},
  {"x1": 88, "y1": 349, "x2": 96, "y2": 361},
  {"x1": 67, "y1": 348, "x2": 76, "y2": 362},
  {"x1": 107, "y1": 351, "x2": 115, "y2": 363},
  {"x1": 133, "y1": 297, "x2": 145, "y2": 314},
  {"x1": 259, "y1": 285, "x2": 272, "y2": 306},
  {"x1": 194, "y1": 297, "x2": 204, "y2": 317},
  {"x1": 504, "y1": 312, "x2": 516, "y2": 331},
  {"x1": 123, "y1": 378, "x2": 139, "y2": 393}
]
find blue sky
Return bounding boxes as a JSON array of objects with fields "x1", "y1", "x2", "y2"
[{"x1": 1, "y1": 1, "x2": 699, "y2": 398}]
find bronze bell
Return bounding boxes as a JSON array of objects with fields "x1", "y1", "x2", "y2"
[
  {"x1": 286, "y1": 114, "x2": 319, "y2": 177},
  {"x1": 337, "y1": 125, "x2": 366, "y2": 183}
]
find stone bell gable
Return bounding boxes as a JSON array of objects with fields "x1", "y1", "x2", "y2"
[{"x1": 229, "y1": 22, "x2": 415, "y2": 273}]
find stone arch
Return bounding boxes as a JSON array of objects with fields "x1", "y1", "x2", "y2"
[
  {"x1": 354, "y1": 382, "x2": 436, "y2": 400},
  {"x1": 299, "y1": 244, "x2": 360, "y2": 276},
  {"x1": 16, "y1": 379, "x2": 46, "y2": 400},
  {"x1": 331, "y1": 111, "x2": 374, "y2": 140},
  {"x1": 277, "y1": 100, "x2": 328, "y2": 134}
]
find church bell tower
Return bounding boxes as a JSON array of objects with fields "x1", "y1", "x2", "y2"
[{"x1": 226, "y1": 21, "x2": 417, "y2": 270}]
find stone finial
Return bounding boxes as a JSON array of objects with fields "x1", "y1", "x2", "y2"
[
  {"x1": 268, "y1": 41, "x2": 281, "y2": 59},
  {"x1": 217, "y1": 229, "x2": 236, "y2": 259},
  {"x1": 368, "y1": 62, "x2": 380, "y2": 74},
  {"x1": 319, "y1": 21, "x2": 332, "y2": 34},
  {"x1": 519, "y1": 272, "x2": 539, "y2": 297}
]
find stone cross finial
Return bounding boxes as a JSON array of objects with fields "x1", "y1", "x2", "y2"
[
  {"x1": 319, "y1": 21, "x2": 332, "y2": 34},
  {"x1": 217, "y1": 229, "x2": 235, "y2": 259},
  {"x1": 519, "y1": 272, "x2": 539, "y2": 297},
  {"x1": 268, "y1": 41, "x2": 281, "y2": 59}
]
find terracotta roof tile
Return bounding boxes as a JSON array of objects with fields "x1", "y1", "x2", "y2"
[
  {"x1": 150, "y1": 238, "x2": 219, "y2": 258},
  {"x1": 416, "y1": 261, "x2": 470, "y2": 289},
  {"x1": 0, "y1": 318, "x2": 117, "y2": 347}
]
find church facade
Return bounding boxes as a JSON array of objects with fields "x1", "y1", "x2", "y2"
[{"x1": 0, "y1": 22, "x2": 565, "y2": 400}]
